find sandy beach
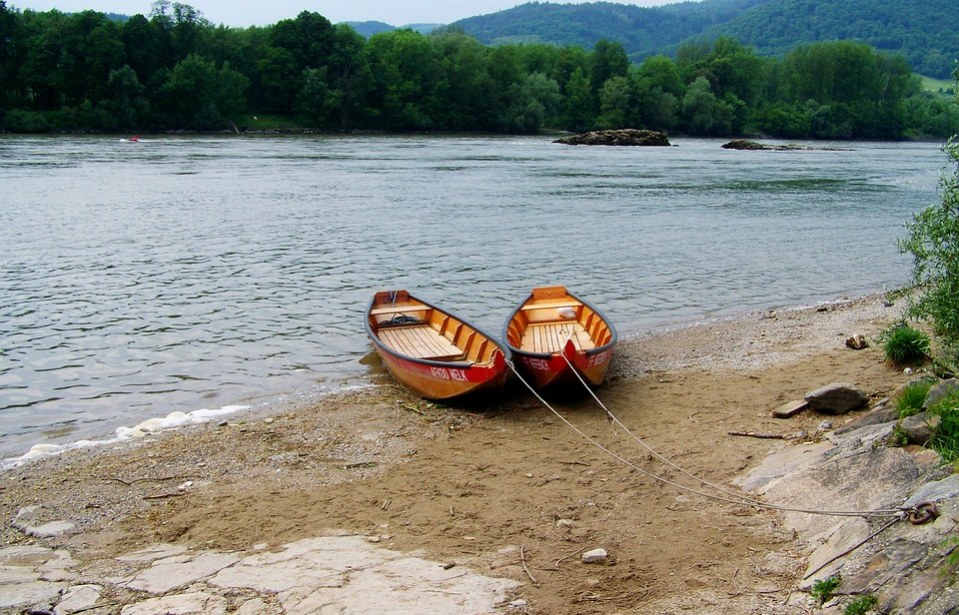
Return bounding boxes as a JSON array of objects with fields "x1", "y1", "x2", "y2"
[{"x1": 0, "y1": 294, "x2": 919, "y2": 614}]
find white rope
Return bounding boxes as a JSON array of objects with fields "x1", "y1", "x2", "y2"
[{"x1": 508, "y1": 358, "x2": 905, "y2": 520}]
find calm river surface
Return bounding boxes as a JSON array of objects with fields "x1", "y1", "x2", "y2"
[{"x1": 0, "y1": 134, "x2": 947, "y2": 460}]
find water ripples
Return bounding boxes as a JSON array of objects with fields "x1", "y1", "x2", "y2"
[{"x1": 0, "y1": 135, "x2": 945, "y2": 457}]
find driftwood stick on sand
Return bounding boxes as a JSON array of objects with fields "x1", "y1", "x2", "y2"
[
  {"x1": 727, "y1": 431, "x2": 787, "y2": 440},
  {"x1": 520, "y1": 546, "x2": 538, "y2": 584}
]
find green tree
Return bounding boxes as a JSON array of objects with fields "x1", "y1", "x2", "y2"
[
  {"x1": 17, "y1": 10, "x2": 71, "y2": 110},
  {"x1": 429, "y1": 30, "x2": 492, "y2": 130},
  {"x1": 773, "y1": 41, "x2": 913, "y2": 138},
  {"x1": 271, "y1": 11, "x2": 334, "y2": 71},
  {"x1": 253, "y1": 46, "x2": 299, "y2": 113},
  {"x1": 635, "y1": 55, "x2": 685, "y2": 131},
  {"x1": 903, "y1": 94, "x2": 959, "y2": 139},
  {"x1": 682, "y1": 76, "x2": 735, "y2": 135},
  {"x1": 487, "y1": 44, "x2": 525, "y2": 129},
  {"x1": 596, "y1": 74, "x2": 635, "y2": 129},
  {"x1": 296, "y1": 66, "x2": 335, "y2": 124},
  {"x1": 501, "y1": 72, "x2": 561, "y2": 133},
  {"x1": 104, "y1": 64, "x2": 148, "y2": 129},
  {"x1": 563, "y1": 66, "x2": 594, "y2": 131},
  {"x1": 0, "y1": 1, "x2": 22, "y2": 110},
  {"x1": 366, "y1": 29, "x2": 437, "y2": 129},
  {"x1": 157, "y1": 54, "x2": 247, "y2": 129},
  {"x1": 122, "y1": 14, "x2": 171, "y2": 83},
  {"x1": 324, "y1": 24, "x2": 374, "y2": 128},
  {"x1": 588, "y1": 38, "x2": 629, "y2": 113}
]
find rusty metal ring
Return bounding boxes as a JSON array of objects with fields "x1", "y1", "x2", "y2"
[{"x1": 908, "y1": 501, "x2": 939, "y2": 525}]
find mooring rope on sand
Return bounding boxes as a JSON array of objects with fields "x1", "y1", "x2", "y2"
[{"x1": 506, "y1": 357, "x2": 935, "y2": 525}]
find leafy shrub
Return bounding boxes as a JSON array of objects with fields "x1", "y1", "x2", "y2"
[
  {"x1": 2, "y1": 109, "x2": 50, "y2": 133},
  {"x1": 811, "y1": 575, "x2": 841, "y2": 604},
  {"x1": 899, "y1": 138, "x2": 959, "y2": 366},
  {"x1": 882, "y1": 324, "x2": 931, "y2": 367},
  {"x1": 844, "y1": 594, "x2": 878, "y2": 615},
  {"x1": 896, "y1": 379, "x2": 934, "y2": 418},
  {"x1": 928, "y1": 390, "x2": 959, "y2": 461}
]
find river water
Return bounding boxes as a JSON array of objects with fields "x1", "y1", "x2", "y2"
[{"x1": 0, "y1": 134, "x2": 946, "y2": 460}]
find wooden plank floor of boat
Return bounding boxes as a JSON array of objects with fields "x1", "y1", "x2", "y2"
[
  {"x1": 378, "y1": 325, "x2": 464, "y2": 360},
  {"x1": 520, "y1": 322, "x2": 595, "y2": 353}
]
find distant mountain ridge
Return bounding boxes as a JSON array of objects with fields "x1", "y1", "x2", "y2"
[
  {"x1": 344, "y1": 21, "x2": 443, "y2": 37},
  {"x1": 446, "y1": 0, "x2": 959, "y2": 78}
]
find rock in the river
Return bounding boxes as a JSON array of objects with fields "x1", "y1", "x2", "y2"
[
  {"x1": 554, "y1": 129, "x2": 670, "y2": 146},
  {"x1": 722, "y1": 139, "x2": 771, "y2": 150}
]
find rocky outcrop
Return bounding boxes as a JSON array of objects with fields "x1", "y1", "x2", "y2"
[
  {"x1": 722, "y1": 139, "x2": 852, "y2": 152},
  {"x1": 924, "y1": 378, "x2": 959, "y2": 409},
  {"x1": 0, "y1": 537, "x2": 521, "y2": 615},
  {"x1": 805, "y1": 382, "x2": 869, "y2": 415},
  {"x1": 900, "y1": 412, "x2": 941, "y2": 445},
  {"x1": 722, "y1": 139, "x2": 773, "y2": 150},
  {"x1": 738, "y1": 416, "x2": 959, "y2": 615},
  {"x1": 554, "y1": 129, "x2": 670, "y2": 146},
  {"x1": 743, "y1": 371, "x2": 959, "y2": 614}
]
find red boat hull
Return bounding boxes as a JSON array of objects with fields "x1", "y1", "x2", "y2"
[
  {"x1": 366, "y1": 290, "x2": 510, "y2": 401},
  {"x1": 513, "y1": 338, "x2": 615, "y2": 393},
  {"x1": 503, "y1": 286, "x2": 617, "y2": 394},
  {"x1": 376, "y1": 348, "x2": 508, "y2": 401}
]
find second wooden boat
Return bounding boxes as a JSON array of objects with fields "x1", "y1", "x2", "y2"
[
  {"x1": 365, "y1": 290, "x2": 509, "y2": 401},
  {"x1": 503, "y1": 286, "x2": 617, "y2": 393}
]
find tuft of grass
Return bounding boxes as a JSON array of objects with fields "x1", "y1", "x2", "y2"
[
  {"x1": 844, "y1": 594, "x2": 879, "y2": 615},
  {"x1": 888, "y1": 424, "x2": 909, "y2": 447},
  {"x1": 811, "y1": 575, "x2": 841, "y2": 604},
  {"x1": 882, "y1": 324, "x2": 931, "y2": 367},
  {"x1": 896, "y1": 379, "x2": 935, "y2": 418},
  {"x1": 928, "y1": 390, "x2": 959, "y2": 461}
]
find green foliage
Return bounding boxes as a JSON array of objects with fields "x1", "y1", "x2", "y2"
[
  {"x1": 928, "y1": 390, "x2": 959, "y2": 462},
  {"x1": 2, "y1": 109, "x2": 50, "y2": 132},
  {"x1": 0, "y1": 1, "x2": 954, "y2": 137},
  {"x1": 899, "y1": 139, "x2": 959, "y2": 365},
  {"x1": 882, "y1": 324, "x2": 931, "y2": 367},
  {"x1": 897, "y1": 379, "x2": 934, "y2": 418},
  {"x1": 944, "y1": 533, "x2": 959, "y2": 572},
  {"x1": 888, "y1": 424, "x2": 910, "y2": 447},
  {"x1": 844, "y1": 594, "x2": 878, "y2": 615},
  {"x1": 811, "y1": 575, "x2": 841, "y2": 604}
]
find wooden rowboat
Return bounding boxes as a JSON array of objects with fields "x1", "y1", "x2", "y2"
[
  {"x1": 503, "y1": 286, "x2": 617, "y2": 393},
  {"x1": 365, "y1": 290, "x2": 509, "y2": 401}
]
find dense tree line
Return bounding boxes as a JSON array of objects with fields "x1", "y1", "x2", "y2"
[{"x1": 0, "y1": 1, "x2": 957, "y2": 139}]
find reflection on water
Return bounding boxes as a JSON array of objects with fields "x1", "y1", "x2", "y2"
[{"x1": 0, "y1": 135, "x2": 945, "y2": 457}]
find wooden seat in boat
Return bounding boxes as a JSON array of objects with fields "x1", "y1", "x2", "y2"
[
  {"x1": 519, "y1": 322, "x2": 596, "y2": 353},
  {"x1": 378, "y1": 324, "x2": 464, "y2": 361}
]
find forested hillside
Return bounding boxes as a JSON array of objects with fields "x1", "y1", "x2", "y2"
[
  {"x1": 452, "y1": 0, "x2": 959, "y2": 79},
  {"x1": 0, "y1": 2, "x2": 956, "y2": 139},
  {"x1": 700, "y1": 0, "x2": 959, "y2": 78}
]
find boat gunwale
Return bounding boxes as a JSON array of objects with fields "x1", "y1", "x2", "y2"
[
  {"x1": 503, "y1": 288, "x2": 618, "y2": 359},
  {"x1": 365, "y1": 292, "x2": 510, "y2": 370}
]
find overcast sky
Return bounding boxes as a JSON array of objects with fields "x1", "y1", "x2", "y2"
[{"x1": 8, "y1": 1, "x2": 681, "y2": 27}]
